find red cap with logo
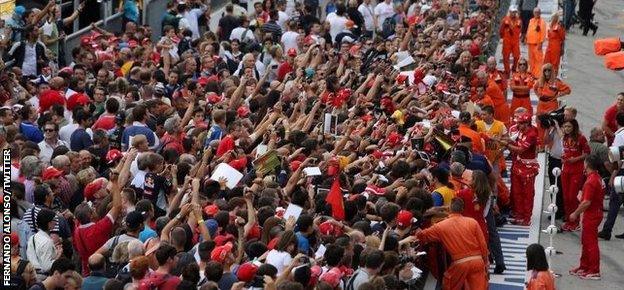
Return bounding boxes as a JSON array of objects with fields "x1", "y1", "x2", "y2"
[
  {"x1": 210, "y1": 242, "x2": 234, "y2": 263},
  {"x1": 397, "y1": 210, "x2": 414, "y2": 227},
  {"x1": 42, "y1": 166, "x2": 63, "y2": 181}
]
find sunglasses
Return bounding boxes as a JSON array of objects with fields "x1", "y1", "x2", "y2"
[{"x1": 44, "y1": 128, "x2": 55, "y2": 132}]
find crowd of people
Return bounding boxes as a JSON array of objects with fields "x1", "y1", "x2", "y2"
[{"x1": 2, "y1": 0, "x2": 619, "y2": 289}]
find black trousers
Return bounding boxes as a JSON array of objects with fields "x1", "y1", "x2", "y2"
[
  {"x1": 520, "y1": 10, "x2": 533, "y2": 35},
  {"x1": 578, "y1": 0, "x2": 597, "y2": 35}
]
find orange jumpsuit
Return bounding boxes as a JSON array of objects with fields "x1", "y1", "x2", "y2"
[
  {"x1": 526, "y1": 270, "x2": 556, "y2": 290},
  {"x1": 473, "y1": 93, "x2": 495, "y2": 108},
  {"x1": 417, "y1": 213, "x2": 489, "y2": 290},
  {"x1": 510, "y1": 71, "x2": 536, "y2": 115},
  {"x1": 526, "y1": 17, "x2": 547, "y2": 77},
  {"x1": 534, "y1": 78, "x2": 571, "y2": 114},
  {"x1": 488, "y1": 68, "x2": 508, "y2": 94},
  {"x1": 543, "y1": 22, "x2": 566, "y2": 76},
  {"x1": 458, "y1": 124, "x2": 485, "y2": 154},
  {"x1": 486, "y1": 79, "x2": 510, "y2": 125},
  {"x1": 500, "y1": 15, "x2": 522, "y2": 74}
]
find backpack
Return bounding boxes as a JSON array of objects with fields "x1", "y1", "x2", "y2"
[
  {"x1": 240, "y1": 28, "x2": 258, "y2": 54},
  {"x1": 104, "y1": 235, "x2": 123, "y2": 278},
  {"x1": 381, "y1": 14, "x2": 398, "y2": 39},
  {"x1": 10, "y1": 259, "x2": 29, "y2": 290},
  {"x1": 138, "y1": 273, "x2": 172, "y2": 290}
]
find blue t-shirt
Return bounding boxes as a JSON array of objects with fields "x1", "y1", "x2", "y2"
[
  {"x1": 204, "y1": 124, "x2": 223, "y2": 147},
  {"x1": 139, "y1": 225, "x2": 157, "y2": 242},
  {"x1": 121, "y1": 124, "x2": 156, "y2": 149},
  {"x1": 70, "y1": 128, "x2": 93, "y2": 151},
  {"x1": 296, "y1": 232, "x2": 310, "y2": 254},
  {"x1": 20, "y1": 122, "x2": 44, "y2": 143}
]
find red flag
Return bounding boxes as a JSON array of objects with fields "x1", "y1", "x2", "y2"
[{"x1": 326, "y1": 177, "x2": 345, "y2": 220}]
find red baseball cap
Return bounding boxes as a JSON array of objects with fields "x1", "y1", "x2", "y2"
[
  {"x1": 237, "y1": 262, "x2": 259, "y2": 282},
  {"x1": 128, "y1": 40, "x2": 139, "y2": 48},
  {"x1": 210, "y1": 242, "x2": 234, "y2": 263},
  {"x1": 228, "y1": 156, "x2": 248, "y2": 171},
  {"x1": 66, "y1": 93, "x2": 91, "y2": 111},
  {"x1": 318, "y1": 220, "x2": 344, "y2": 236},
  {"x1": 290, "y1": 160, "x2": 302, "y2": 172},
  {"x1": 197, "y1": 76, "x2": 210, "y2": 87},
  {"x1": 84, "y1": 179, "x2": 106, "y2": 201},
  {"x1": 320, "y1": 267, "x2": 344, "y2": 288},
  {"x1": 214, "y1": 234, "x2": 235, "y2": 247},
  {"x1": 203, "y1": 204, "x2": 219, "y2": 217},
  {"x1": 385, "y1": 132, "x2": 403, "y2": 147},
  {"x1": 517, "y1": 112, "x2": 532, "y2": 123},
  {"x1": 397, "y1": 210, "x2": 414, "y2": 227},
  {"x1": 42, "y1": 166, "x2": 63, "y2": 181},
  {"x1": 206, "y1": 92, "x2": 222, "y2": 104},
  {"x1": 237, "y1": 106, "x2": 251, "y2": 118},
  {"x1": 106, "y1": 149, "x2": 123, "y2": 164}
]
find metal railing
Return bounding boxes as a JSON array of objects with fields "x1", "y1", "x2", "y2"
[{"x1": 63, "y1": 11, "x2": 123, "y2": 65}]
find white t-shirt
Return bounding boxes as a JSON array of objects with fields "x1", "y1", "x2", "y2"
[
  {"x1": 277, "y1": 10, "x2": 290, "y2": 31},
  {"x1": 230, "y1": 26, "x2": 257, "y2": 42},
  {"x1": 281, "y1": 31, "x2": 300, "y2": 52},
  {"x1": 327, "y1": 15, "x2": 348, "y2": 43},
  {"x1": 265, "y1": 250, "x2": 293, "y2": 275},
  {"x1": 22, "y1": 42, "x2": 37, "y2": 76},
  {"x1": 374, "y1": 1, "x2": 395, "y2": 31},
  {"x1": 59, "y1": 123, "x2": 93, "y2": 144},
  {"x1": 614, "y1": 128, "x2": 624, "y2": 147},
  {"x1": 358, "y1": 3, "x2": 375, "y2": 31}
]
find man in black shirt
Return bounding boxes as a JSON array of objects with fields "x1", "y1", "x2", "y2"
[{"x1": 218, "y1": 5, "x2": 240, "y2": 41}]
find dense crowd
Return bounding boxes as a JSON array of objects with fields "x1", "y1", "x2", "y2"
[{"x1": 2, "y1": 0, "x2": 618, "y2": 289}]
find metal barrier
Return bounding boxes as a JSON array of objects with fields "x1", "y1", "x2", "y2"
[
  {"x1": 530, "y1": 152, "x2": 548, "y2": 245},
  {"x1": 63, "y1": 12, "x2": 123, "y2": 65}
]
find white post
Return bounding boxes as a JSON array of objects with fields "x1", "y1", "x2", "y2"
[
  {"x1": 542, "y1": 167, "x2": 561, "y2": 271},
  {"x1": 73, "y1": 0, "x2": 79, "y2": 33}
]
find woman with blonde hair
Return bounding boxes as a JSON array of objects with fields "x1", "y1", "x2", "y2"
[
  {"x1": 534, "y1": 63, "x2": 571, "y2": 114},
  {"x1": 543, "y1": 13, "x2": 566, "y2": 76}
]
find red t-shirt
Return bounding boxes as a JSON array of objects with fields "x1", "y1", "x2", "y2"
[
  {"x1": 92, "y1": 114, "x2": 117, "y2": 131},
  {"x1": 603, "y1": 104, "x2": 619, "y2": 144},
  {"x1": 582, "y1": 171, "x2": 605, "y2": 219},
  {"x1": 562, "y1": 134, "x2": 591, "y2": 171},
  {"x1": 160, "y1": 132, "x2": 185, "y2": 154},
  {"x1": 277, "y1": 61, "x2": 293, "y2": 82},
  {"x1": 73, "y1": 215, "x2": 114, "y2": 276},
  {"x1": 216, "y1": 135, "x2": 235, "y2": 157}
]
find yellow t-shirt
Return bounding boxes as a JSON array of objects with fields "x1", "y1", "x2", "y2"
[{"x1": 433, "y1": 185, "x2": 456, "y2": 206}]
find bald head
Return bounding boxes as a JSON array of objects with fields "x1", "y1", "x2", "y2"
[
  {"x1": 88, "y1": 253, "x2": 106, "y2": 271},
  {"x1": 49, "y1": 77, "x2": 65, "y2": 90},
  {"x1": 51, "y1": 155, "x2": 70, "y2": 172}
]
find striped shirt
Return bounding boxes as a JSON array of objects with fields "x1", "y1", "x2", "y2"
[
  {"x1": 22, "y1": 205, "x2": 70, "y2": 238},
  {"x1": 262, "y1": 21, "x2": 283, "y2": 41}
]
